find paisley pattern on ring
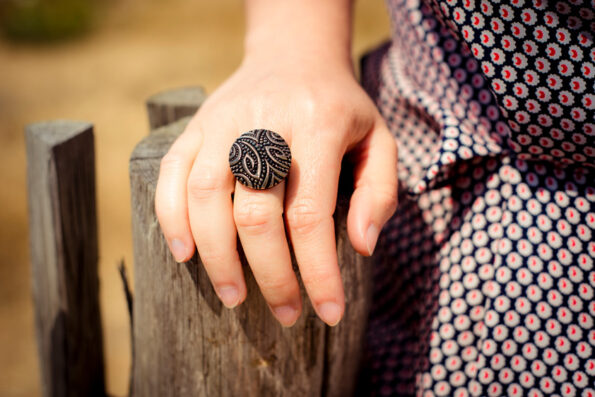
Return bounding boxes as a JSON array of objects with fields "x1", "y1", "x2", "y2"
[{"x1": 229, "y1": 129, "x2": 292, "y2": 190}]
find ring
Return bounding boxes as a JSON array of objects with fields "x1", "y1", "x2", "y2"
[{"x1": 229, "y1": 129, "x2": 292, "y2": 190}]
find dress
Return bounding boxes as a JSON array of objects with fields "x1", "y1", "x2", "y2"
[{"x1": 358, "y1": 0, "x2": 594, "y2": 396}]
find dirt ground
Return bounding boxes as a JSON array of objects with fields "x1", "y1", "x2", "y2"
[{"x1": 0, "y1": 1, "x2": 390, "y2": 395}]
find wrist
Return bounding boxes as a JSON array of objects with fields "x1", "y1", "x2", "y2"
[
  {"x1": 243, "y1": 0, "x2": 353, "y2": 73},
  {"x1": 243, "y1": 35, "x2": 354, "y2": 75}
]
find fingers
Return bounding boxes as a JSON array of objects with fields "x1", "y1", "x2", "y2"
[
  {"x1": 156, "y1": 113, "x2": 398, "y2": 329},
  {"x1": 346, "y1": 118, "x2": 398, "y2": 257},
  {"x1": 284, "y1": 133, "x2": 346, "y2": 326},
  {"x1": 155, "y1": 122, "x2": 204, "y2": 262},
  {"x1": 233, "y1": 180, "x2": 302, "y2": 327},
  {"x1": 186, "y1": 132, "x2": 247, "y2": 309}
]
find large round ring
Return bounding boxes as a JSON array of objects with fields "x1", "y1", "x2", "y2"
[{"x1": 229, "y1": 129, "x2": 292, "y2": 190}]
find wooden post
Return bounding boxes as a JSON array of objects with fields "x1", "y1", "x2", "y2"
[
  {"x1": 146, "y1": 86, "x2": 207, "y2": 130},
  {"x1": 25, "y1": 121, "x2": 106, "y2": 397},
  {"x1": 129, "y1": 89, "x2": 373, "y2": 396}
]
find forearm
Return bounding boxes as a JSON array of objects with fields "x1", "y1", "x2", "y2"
[{"x1": 243, "y1": 0, "x2": 354, "y2": 72}]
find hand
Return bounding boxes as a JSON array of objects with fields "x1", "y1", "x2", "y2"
[{"x1": 154, "y1": 52, "x2": 398, "y2": 327}]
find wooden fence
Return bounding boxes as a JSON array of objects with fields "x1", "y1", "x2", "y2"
[{"x1": 25, "y1": 87, "x2": 374, "y2": 397}]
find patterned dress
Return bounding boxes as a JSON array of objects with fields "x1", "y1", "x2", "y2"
[{"x1": 358, "y1": 1, "x2": 594, "y2": 396}]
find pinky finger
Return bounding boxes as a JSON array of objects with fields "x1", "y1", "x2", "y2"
[{"x1": 346, "y1": 118, "x2": 398, "y2": 257}]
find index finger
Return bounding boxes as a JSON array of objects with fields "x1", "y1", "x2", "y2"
[{"x1": 284, "y1": 132, "x2": 345, "y2": 326}]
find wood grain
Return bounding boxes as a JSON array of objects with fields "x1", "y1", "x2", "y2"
[
  {"x1": 146, "y1": 86, "x2": 207, "y2": 130},
  {"x1": 130, "y1": 114, "x2": 372, "y2": 396},
  {"x1": 25, "y1": 121, "x2": 105, "y2": 397}
]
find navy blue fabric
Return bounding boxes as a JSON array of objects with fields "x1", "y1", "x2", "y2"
[{"x1": 358, "y1": 1, "x2": 594, "y2": 395}]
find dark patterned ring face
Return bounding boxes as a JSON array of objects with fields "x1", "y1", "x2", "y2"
[{"x1": 229, "y1": 129, "x2": 292, "y2": 190}]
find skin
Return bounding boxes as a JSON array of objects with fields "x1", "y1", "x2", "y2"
[{"x1": 155, "y1": 0, "x2": 398, "y2": 327}]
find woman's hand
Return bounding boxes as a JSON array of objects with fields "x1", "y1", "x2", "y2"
[{"x1": 155, "y1": 1, "x2": 398, "y2": 327}]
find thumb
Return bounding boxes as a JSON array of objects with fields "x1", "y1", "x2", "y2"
[{"x1": 346, "y1": 117, "x2": 398, "y2": 257}]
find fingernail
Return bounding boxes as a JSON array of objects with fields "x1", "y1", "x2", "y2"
[
  {"x1": 366, "y1": 223, "x2": 380, "y2": 256},
  {"x1": 171, "y1": 239, "x2": 187, "y2": 262},
  {"x1": 273, "y1": 305, "x2": 298, "y2": 327},
  {"x1": 217, "y1": 285, "x2": 240, "y2": 308},
  {"x1": 318, "y1": 302, "x2": 342, "y2": 326}
]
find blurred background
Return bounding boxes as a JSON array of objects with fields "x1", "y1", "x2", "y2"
[{"x1": 0, "y1": 1, "x2": 390, "y2": 395}]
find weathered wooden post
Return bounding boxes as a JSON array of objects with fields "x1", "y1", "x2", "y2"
[
  {"x1": 25, "y1": 121, "x2": 106, "y2": 397},
  {"x1": 146, "y1": 86, "x2": 207, "y2": 130},
  {"x1": 129, "y1": 88, "x2": 373, "y2": 396}
]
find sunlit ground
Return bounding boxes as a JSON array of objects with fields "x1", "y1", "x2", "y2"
[{"x1": 0, "y1": 1, "x2": 390, "y2": 395}]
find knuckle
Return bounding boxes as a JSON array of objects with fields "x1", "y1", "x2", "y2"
[
  {"x1": 300, "y1": 91, "x2": 318, "y2": 117},
  {"x1": 300, "y1": 269, "x2": 335, "y2": 289},
  {"x1": 324, "y1": 98, "x2": 350, "y2": 117},
  {"x1": 187, "y1": 170, "x2": 226, "y2": 201},
  {"x1": 286, "y1": 198, "x2": 325, "y2": 235},
  {"x1": 378, "y1": 186, "x2": 399, "y2": 214},
  {"x1": 248, "y1": 92, "x2": 274, "y2": 113},
  {"x1": 159, "y1": 152, "x2": 185, "y2": 171},
  {"x1": 287, "y1": 199, "x2": 324, "y2": 234},
  {"x1": 301, "y1": 94, "x2": 343, "y2": 124},
  {"x1": 154, "y1": 196, "x2": 172, "y2": 224},
  {"x1": 234, "y1": 200, "x2": 277, "y2": 231},
  {"x1": 155, "y1": 177, "x2": 180, "y2": 226},
  {"x1": 257, "y1": 274, "x2": 297, "y2": 294},
  {"x1": 198, "y1": 249, "x2": 227, "y2": 267}
]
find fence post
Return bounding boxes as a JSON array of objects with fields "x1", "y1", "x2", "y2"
[
  {"x1": 146, "y1": 86, "x2": 207, "y2": 130},
  {"x1": 129, "y1": 88, "x2": 373, "y2": 396},
  {"x1": 25, "y1": 121, "x2": 105, "y2": 397}
]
